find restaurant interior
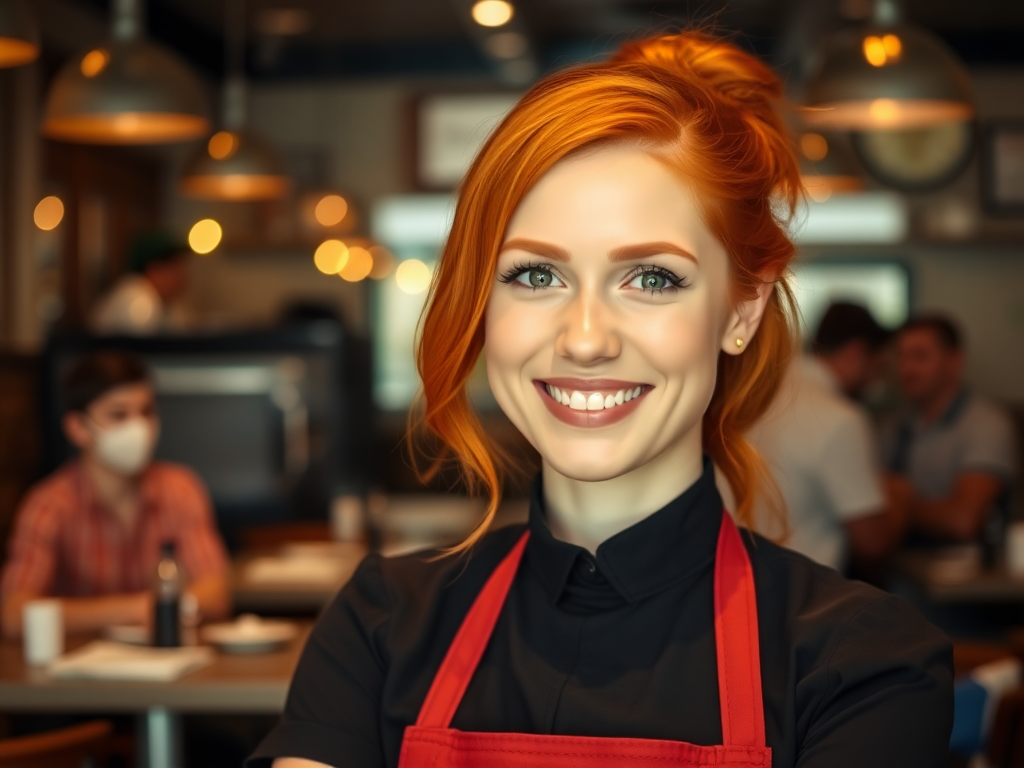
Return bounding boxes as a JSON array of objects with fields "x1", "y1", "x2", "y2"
[{"x1": 0, "y1": 0, "x2": 1023, "y2": 765}]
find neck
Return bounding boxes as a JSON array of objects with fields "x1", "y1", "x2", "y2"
[
  {"x1": 541, "y1": 435, "x2": 703, "y2": 554},
  {"x1": 81, "y1": 455, "x2": 142, "y2": 521},
  {"x1": 917, "y1": 382, "x2": 961, "y2": 425}
]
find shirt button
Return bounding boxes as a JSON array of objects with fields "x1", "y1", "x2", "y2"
[{"x1": 579, "y1": 556, "x2": 597, "y2": 576}]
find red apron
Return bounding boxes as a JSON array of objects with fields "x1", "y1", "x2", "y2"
[{"x1": 398, "y1": 511, "x2": 771, "y2": 768}]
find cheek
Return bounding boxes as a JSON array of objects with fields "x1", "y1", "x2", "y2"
[
  {"x1": 629, "y1": 296, "x2": 721, "y2": 382},
  {"x1": 484, "y1": 295, "x2": 551, "y2": 381}
]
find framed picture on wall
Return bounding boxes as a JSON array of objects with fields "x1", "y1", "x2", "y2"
[
  {"x1": 981, "y1": 121, "x2": 1024, "y2": 216},
  {"x1": 412, "y1": 92, "x2": 521, "y2": 190}
]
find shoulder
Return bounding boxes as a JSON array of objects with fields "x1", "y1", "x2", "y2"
[
  {"x1": 747, "y1": 532, "x2": 950, "y2": 668},
  {"x1": 18, "y1": 464, "x2": 82, "y2": 519},
  {"x1": 148, "y1": 462, "x2": 206, "y2": 490},
  {"x1": 746, "y1": 533, "x2": 952, "y2": 703},
  {"x1": 962, "y1": 396, "x2": 1014, "y2": 432}
]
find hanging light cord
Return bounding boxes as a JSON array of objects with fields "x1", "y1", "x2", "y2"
[
  {"x1": 873, "y1": 0, "x2": 902, "y2": 25},
  {"x1": 113, "y1": 0, "x2": 141, "y2": 40},
  {"x1": 223, "y1": 0, "x2": 247, "y2": 130}
]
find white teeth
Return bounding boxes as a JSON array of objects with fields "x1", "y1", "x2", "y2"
[{"x1": 545, "y1": 384, "x2": 646, "y2": 411}]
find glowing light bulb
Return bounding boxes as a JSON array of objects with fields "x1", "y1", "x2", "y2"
[
  {"x1": 472, "y1": 0, "x2": 513, "y2": 27},
  {"x1": 339, "y1": 247, "x2": 373, "y2": 282},
  {"x1": 33, "y1": 196, "x2": 64, "y2": 231},
  {"x1": 80, "y1": 49, "x2": 109, "y2": 77},
  {"x1": 315, "y1": 195, "x2": 348, "y2": 227},
  {"x1": 189, "y1": 219, "x2": 222, "y2": 254},
  {"x1": 882, "y1": 34, "x2": 902, "y2": 60},
  {"x1": 314, "y1": 240, "x2": 349, "y2": 274},
  {"x1": 208, "y1": 131, "x2": 239, "y2": 160},
  {"x1": 395, "y1": 259, "x2": 432, "y2": 295}
]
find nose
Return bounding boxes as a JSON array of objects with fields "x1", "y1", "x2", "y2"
[{"x1": 554, "y1": 288, "x2": 621, "y2": 365}]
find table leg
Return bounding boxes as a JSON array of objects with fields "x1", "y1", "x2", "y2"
[{"x1": 137, "y1": 706, "x2": 183, "y2": 768}]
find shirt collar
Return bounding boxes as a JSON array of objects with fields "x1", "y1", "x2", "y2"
[{"x1": 525, "y1": 457, "x2": 724, "y2": 606}]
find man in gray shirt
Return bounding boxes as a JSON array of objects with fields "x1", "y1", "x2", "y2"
[{"x1": 882, "y1": 314, "x2": 1016, "y2": 550}]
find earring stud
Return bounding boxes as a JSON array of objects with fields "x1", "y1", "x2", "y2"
[{"x1": 735, "y1": 338, "x2": 744, "y2": 348}]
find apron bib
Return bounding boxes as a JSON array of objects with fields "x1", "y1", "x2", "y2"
[{"x1": 398, "y1": 511, "x2": 771, "y2": 767}]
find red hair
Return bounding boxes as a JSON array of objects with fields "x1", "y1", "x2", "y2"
[{"x1": 416, "y1": 31, "x2": 800, "y2": 550}]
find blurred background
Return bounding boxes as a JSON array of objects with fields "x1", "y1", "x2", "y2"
[{"x1": 1, "y1": 0, "x2": 1024, "y2": 764}]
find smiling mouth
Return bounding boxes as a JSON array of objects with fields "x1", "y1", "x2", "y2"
[
  {"x1": 533, "y1": 378, "x2": 651, "y2": 428},
  {"x1": 542, "y1": 382, "x2": 646, "y2": 411}
]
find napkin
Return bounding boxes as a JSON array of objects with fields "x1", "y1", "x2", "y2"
[{"x1": 48, "y1": 641, "x2": 214, "y2": 682}]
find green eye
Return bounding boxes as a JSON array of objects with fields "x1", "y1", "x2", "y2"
[
  {"x1": 528, "y1": 269, "x2": 553, "y2": 287},
  {"x1": 642, "y1": 273, "x2": 667, "y2": 291}
]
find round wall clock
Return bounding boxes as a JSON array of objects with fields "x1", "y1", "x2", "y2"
[{"x1": 851, "y1": 120, "x2": 975, "y2": 192}]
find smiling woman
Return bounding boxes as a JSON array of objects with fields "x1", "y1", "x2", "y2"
[{"x1": 252, "y1": 29, "x2": 952, "y2": 768}]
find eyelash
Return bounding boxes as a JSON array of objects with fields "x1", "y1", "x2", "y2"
[{"x1": 497, "y1": 261, "x2": 689, "y2": 293}]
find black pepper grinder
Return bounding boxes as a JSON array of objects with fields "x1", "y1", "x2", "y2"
[{"x1": 153, "y1": 540, "x2": 182, "y2": 647}]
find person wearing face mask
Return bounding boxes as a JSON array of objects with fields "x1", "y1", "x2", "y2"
[{"x1": 0, "y1": 351, "x2": 230, "y2": 639}]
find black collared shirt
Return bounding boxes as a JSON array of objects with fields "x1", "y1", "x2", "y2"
[{"x1": 249, "y1": 460, "x2": 952, "y2": 768}]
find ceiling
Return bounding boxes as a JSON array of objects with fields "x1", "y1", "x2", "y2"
[{"x1": 63, "y1": 0, "x2": 1024, "y2": 82}]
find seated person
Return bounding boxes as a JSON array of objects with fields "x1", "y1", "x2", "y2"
[
  {"x1": 743, "y1": 302, "x2": 907, "y2": 573},
  {"x1": 882, "y1": 313, "x2": 1017, "y2": 547},
  {"x1": 0, "y1": 351, "x2": 230, "y2": 639}
]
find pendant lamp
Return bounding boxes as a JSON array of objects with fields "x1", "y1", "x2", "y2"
[
  {"x1": 802, "y1": 0, "x2": 973, "y2": 130},
  {"x1": 42, "y1": 0, "x2": 209, "y2": 144},
  {"x1": 798, "y1": 131, "x2": 864, "y2": 203},
  {"x1": 0, "y1": 0, "x2": 39, "y2": 68},
  {"x1": 179, "y1": 0, "x2": 288, "y2": 201}
]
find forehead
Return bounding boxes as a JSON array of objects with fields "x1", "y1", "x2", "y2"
[
  {"x1": 89, "y1": 381, "x2": 154, "y2": 409},
  {"x1": 900, "y1": 327, "x2": 946, "y2": 350},
  {"x1": 505, "y1": 145, "x2": 708, "y2": 245}
]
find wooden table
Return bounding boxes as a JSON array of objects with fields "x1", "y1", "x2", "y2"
[{"x1": 0, "y1": 626, "x2": 309, "y2": 768}]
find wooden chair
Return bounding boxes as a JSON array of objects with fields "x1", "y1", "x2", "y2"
[{"x1": 0, "y1": 720, "x2": 113, "y2": 768}]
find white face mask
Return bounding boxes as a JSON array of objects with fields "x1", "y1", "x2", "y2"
[{"x1": 90, "y1": 418, "x2": 158, "y2": 476}]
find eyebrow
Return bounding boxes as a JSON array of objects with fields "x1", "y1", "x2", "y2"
[{"x1": 499, "y1": 238, "x2": 698, "y2": 265}]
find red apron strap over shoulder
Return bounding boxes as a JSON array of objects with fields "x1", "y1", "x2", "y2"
[
  {"x1": 715, "y1": 511, "x2": 767, "y2": 748},
  {"x1": 415, "y1": 532, "x2": 531, "y2": 729}
]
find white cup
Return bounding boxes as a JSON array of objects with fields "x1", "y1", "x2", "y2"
[
  {"x1": 1007, "y1": 522, "x2": 1024, "y2": 576},
  {"x1": 23, "y1": 599, "x2": 63, "y2": 666}
]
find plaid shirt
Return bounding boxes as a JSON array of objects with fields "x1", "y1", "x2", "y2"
[{"x1": 0, "y1": 461, "x2": 229, "y2": 597}]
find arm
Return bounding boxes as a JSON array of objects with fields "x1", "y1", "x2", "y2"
[
  {"x1": 843, "y1": 474, "x2": 912, "y2": 564},
  {"x1": 2, "y1": 591, "x2": 151, "y2": 639},
  {"x1": 188, "y1": 572, "x2": 231, "y2": 623},
  {"x1": 904, "y1": 471, "x2": 1005, "y2": 542}
]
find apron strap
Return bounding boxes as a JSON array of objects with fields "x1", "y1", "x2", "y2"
[
  {"x1": 714, "y1": 511, "x2": 766, "y2": 748},
  {"x1": 415, "y1": 532, "x2": 531, "y2": 728},
  {"x1": 415, "y1": 511, "x2": 766, "y2": 750}
]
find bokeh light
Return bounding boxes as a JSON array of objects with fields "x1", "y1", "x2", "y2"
[
  {"x1": 368, "y1": 246, "x2": 395, "y2": 280},
  {"x1": 207, "y1": 131, "x2": 239, "y2": 160},
  {"x1": 188, "y1": 219, "x2": 222, "y2": 254},
  {"x1": 33, "y1": 196, "x2": 64, "y2": 231},
  {"x1": 340, "y1": 247, "x2": 373, "y2": 282},
  {"x1": 800, "y1": 133, "x2": 829, "y2": 161},
  {"x1": 80, "y1": 49, "x2": 109, "y2": 78},
  {"x1": 395, "y1": 259, "x2": 432, "y2": 295},
  {"x1": 314, "y1": 239, "x2": 349, "y2": 274},
  {"x1": 315, "y1": 194, "x2": 349, "y2": 227},
  {"x1": 472, "y1": 0, "x2": 513, "y2": 27}
]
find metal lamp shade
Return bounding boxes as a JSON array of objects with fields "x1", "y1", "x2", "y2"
[
  {"x1": 803, "y1": 25, "x2": 974, "y2": 130},
  {"x1": 42, "y1": 38, "x2": 210, "y2": 144},
  {"x1": 0, "y1": 0, "x2": 39, "y2": 68},
  {"x1": 799, "y1": 132, "x2": 865, "y2": 201},
  {"x1": 180, "y1": 130, "x2": 289, "y2": 200}
]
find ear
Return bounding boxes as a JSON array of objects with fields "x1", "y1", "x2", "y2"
[
  {"x1": 62, "y1": 411, "x2": 92, "y2": 452},
  {"x1": 720, "y1": 280, "x2": 775, "y2": 356}
]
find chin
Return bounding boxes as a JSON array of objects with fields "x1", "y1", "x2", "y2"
[{"x1": 540, "y1": 439, "x2": 647, "y2": 483}]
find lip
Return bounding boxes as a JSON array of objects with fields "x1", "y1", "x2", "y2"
[{"x1": 532, "y1": 379, "x2": 651, "y2": 428}]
